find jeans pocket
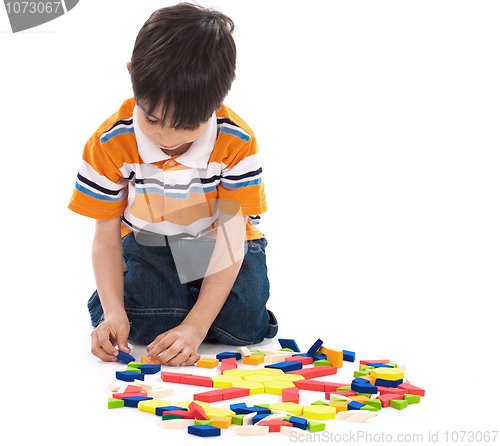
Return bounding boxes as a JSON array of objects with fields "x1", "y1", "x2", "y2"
[{"x1": 247, "y1": 237, "x2": 267, "y2": 255}]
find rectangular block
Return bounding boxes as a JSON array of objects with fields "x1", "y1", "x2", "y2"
[
  {"x1": 161, "y1": 371, "x2": 190, "y2": 383},
  {"x1": 265, "y1": 361, "x2": 302, "y2": 372},
  {"x1": 193, "y1": 389, "x2": 224, "y2": 403},
  {"x1": 294, "y1": 379, "x2": 325, "y2": 391},
  {"x1": 221, "y1": 387, "x2": 251, "y2": 400},
  {"x1": 180, "y1": 375, "x2": 214, "y2": 387}
]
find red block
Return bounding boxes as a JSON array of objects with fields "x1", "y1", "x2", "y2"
[
  {"x1": 378, "y1": 387, "x2": 407, "y2": 396},
  {"x1": 305, "y1": 366, "x2": 338, "y2": 378},
  {"x1": 112, "y1": 391, "x2": 147, "y2": 399},
  {"x1": 220, "y1": 358, "x2": 237, "y2": 373},
  {"x1": 221, "y1": 387, "x2": 250, "y2": 400},
  {"x1": 359, "y1": 359, "x2": 391, "y2": 365},
  {"x1": 163, "y1": 410, "x2": 196, "y2": 419},
  {"x1": 398, "y1": 383, "x2": 425, "y2": 396},
  {"x1": 325, "y1": 390, "x2": 357, "y2": 399},
  {"x1": 189, "y1": 401, "x2": 210, "y2": 420},
  {"x1": 258, "y1": 420, "x2": 293, "y2": 432},
  {"x1": 377, "y1": 393, "x2": 405, "y2": 408},
  {"x1": 221, "y1": 358, "x2": 237, "y2": 366},
  {"x1": 180, "y1": 374, "x2": 214, "y2": 387},
  {"x1": 324, "y1": 382, "x2": 350, "y2": 392},
  {"x1": 193, "y1": 389, "x2": 224, "y2": 403},
  {"x1": 282, "y1": 387, "x2": 300, "y2": 403},
  {"x1": 285, "y1": 356, "x2": 313, "y2": 365},
  {"x1": 295, "y1": 379, "x2": 325, "y2": 391},
  {"x1": 161, "y1": 371, "x2": 191, "y2": 383},
  {"x1": 124, "y1": 385, "x2": 143, "y2": 393}
]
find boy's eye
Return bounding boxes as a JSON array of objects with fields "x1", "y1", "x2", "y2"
[{"x1": 145, "y1": 116, "x2": 159, "y2": 125}]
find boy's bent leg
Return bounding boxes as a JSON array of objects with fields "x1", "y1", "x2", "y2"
[{"x1": 200, "y1": 237, "x2": 278, "y2": 345}]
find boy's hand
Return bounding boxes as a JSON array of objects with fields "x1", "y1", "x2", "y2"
[
  {"x1": 90, "y1": 313, "x2": 130, "y2": 362},
  {"x1": 145, "y1": 323, "x2": 203, "y2": 366}
]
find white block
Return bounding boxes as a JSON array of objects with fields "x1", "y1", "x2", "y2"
[
  {"x1": 108, "y1": 382, "x2": 121, "y2": 392},
  {"x1": 344, "y1": 411, "x2": 377, "y2": 422},
  {"x1": 135, "y1": 380, "x2": 153, "y2": 391},
  {"x1": 238, "y1": 347, "x2": 251, "y2": 357},
  {"x1": 161, "y1": 419, "x2": 195, "y2": 429},
  {"x1": 234, "y1": 425, "x2": 270, "y2": 435},
  {"x1": 147, "y1": 387, "x2": 175, "y2": 398},
  {"x1": 242, "y1": 412, "x2": 257, "y2": 426}
]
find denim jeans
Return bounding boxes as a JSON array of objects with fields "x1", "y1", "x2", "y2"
[{"x1": 88, "y1": 232, "x2": 278, "y2": 346}]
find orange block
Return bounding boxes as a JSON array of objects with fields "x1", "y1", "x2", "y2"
[
  {"x1": 319, "y1": 347, "x2": 343, "y2": 368},
  {"x1": 197, "y1": 358, "x2": 219, "y2": 369},
  {"x1": 350, "y1": 395, "x2": 369, "y2": 403},
  {"x1": 141, "y1": 355, "x2": 160, "y2": 365},
  {"x1": 242, "y1": 355, "x2": 265, "y2": 365},
  {"x1": 211, "y1": 416, "x2": 232, "y2": 429},
  {"x1": 329, "y1": 400, "x2": 348, "y2": 412}
]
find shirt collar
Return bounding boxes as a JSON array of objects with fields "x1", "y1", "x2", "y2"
[{"x1": 133, "y1": 105, "x2": 217, "y2": 168}]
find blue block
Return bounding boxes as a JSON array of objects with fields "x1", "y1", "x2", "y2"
[
  {"x1": 352, "y1": 377, "x2": 370, "y2": 384},
  {"x1": 116, "y1": 350, "x2": 135, "y2": 364},
  {"x1": 265, "y1": 361, "x2": 302, "y2": 372},
  {"x1": 188, "y1": 425, "x2": 221, "y2": 437},
  {"x1": 278, "y1": 338, "x2": 301, "y2": 352},
  {"x1": 312, "y1": 353, "x2": 328, "y2": 361},
  {"x1": 374, "y1": 378, "x2": 403, "y2": 388},
  {"x1": 343, "y1": 350, "x2": 356, "y2": 362},
  {"x1": 116, "y1": 371, "x2": 144, "y2": 382},
  {"x1": 230, "y1": 403, "x2": 247, "y2": 412},
  {"x1": 289, "y1": 416, "x2": 308, "y2": 430},
  {"x1": 351, "y1": 381, "x2": 378, "y2": 394},
  {"x1": 306, "y1": 339, "x2": 323, "y2": 357},
  {"x1": 234, "y1": 406, "x2": 272, "y2": 415},
  {"x1": 348, "y1": 401, "x2": 365, "y2": 410},
  {"x1": 252, "y1": 413, "x2": 270, "y2": 424},
  {"x1": 123, "y1": 396, "x2": 152, "y2": 408},
  {"x1": 216, "y1": 352, "x2": 242, "y2": 360},
  {"x1": 138, "y1": 364, "x2": 161, "y2": 374},
  {"x1": 367, "y1": 363, "x2": 394, "y2": 368},
  {"x1": 155, "y1": 405, "x2": 187, "y2": 416}
]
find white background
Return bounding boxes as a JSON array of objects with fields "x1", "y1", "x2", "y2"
[{"x1": 1, "y1": 1, "x2": 499, "y2": 444}]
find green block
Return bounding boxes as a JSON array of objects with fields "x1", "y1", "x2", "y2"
[
  {"x1": 308, "y1": 420, "x2": 326, "y2": 432},
  {"x1": 127, "y1": 361, "x2": 143, "y2": 369},
  {"x1": 404, "y1": 394, "x2": 420, "y2": 404},
  {"x1": 314, "y1": 360, "x2": 331, "y2": 367},
  {"x1": 162, "y1": 414, "x2": 182, "y2": 420},
  {"x1": 366, "y1": 365, "x2": 375, "y2": 369},
  {"x1": 364, "y1": 399, "x2": 382, "y2": 410},
  {"x1": 388, "y1": 363, "x2": 398, "y2": 368},
  {"x1": 311, "y1": 400, "x2": 329, "y2": 406},
  {"x1": 337, "y1": 386, "x2": 351, "y2": 391},
  {"x1": 108, "y1": 398, "x2": 125, "y2": 409},
  {"x1": 254, "y1": 403, "x2": 270, "y2": 410},
  {"x1": 354, "y1": 370, "x2": 370, "y2": 378},
  {"x1": 195, "y1": 420, "x2": 213, "y2": 425},
  {"x1": 231, "y1": 414, "x2": 245, "y2": 425},
  {"x1": 359, "y1": 364, "x2": 367, "y2": 371},
  {"x1": 330, "y1": 397, "x2": 347, "y2": 402},
  {"x1": 390, "y1": 399, "x2": 408, "y2": 410},
  {"x1": 250, "y1": 350, "x2": 264, "y2": 356},
  {"x1": 279, "y1": 348, "x2": 294, "y2": 352},
  {"x1": 283, "y1": 415, "x2": 292, "y2": 422},
  {"x1": 125, "y1": 366, "x2": 142, "y2": 373},
  {"x1": 361, "y1": 405, "x2": 378, "y2": 412},
  {"x1": 356, "y1": 393, "x2": 371, "y2": 397}
]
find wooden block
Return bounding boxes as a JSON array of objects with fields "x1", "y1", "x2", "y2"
[
  {"x1": 302, "y1": 405, "x2": 336, "y2": 420},
  {"x1": 234, "y1": 425, "x2": 270, "y2": 435},
  {"x1": 163, "y1": 410, "x2": 196, "y2": 419},
  {"x1": 116, "y1": 350, "x2": 135, "y2": 364},
  {"x1": 197, "y1": 357, "x2": 219, "y2": 369},
  {"x1": 242, "y1": 412, "x2": 257, "y2": 425},
  {"x1": 258, "y1": 420, "x2": 293, "y2": 432},
  {"x1": 161, "y1": 419, "x2": 195, "y2": 429},
  {"x1": 398, "y1": 382, "x2": 425, "y2": 396},
  {"x1": 360, "y1": 359, "x2": 390, "y2": 365},
  {"x1": 108, "y1": 397, "x2": 124, "y2": 409},
  {"x1": 286, "y1": 355, "x2": 314, "y2": 365},
  {"x1": 263, "y1": 354, "x2": 289, "y2": 363},
  {"x1": 270, "y1": 402, "x2": 304, "y2": 417},
  {"x1": 390, "y1": 399, "x2": 408, "y2": 410},
  {"x1": 138, "y1": 399, "x2": 172, "y2": 414},
  {"x1": 205, "y1": 408, "x2": 236, "y2": 418},
  {"x1": 180, "y1": 375, "x2": 214, "y2": 387},
  {"x1": 264, "y1": 381, "x2": 297, "y2": 395},
  {"x1": 238, "y1": 346, "x2": 251, "y2": 357},
  {"x1": 221, "y1": 387, "x2": 251, "y2": 400},
  {"x1": 223, "y1": 368, "x2": 254, "y2": 378},
  {"x1": 189, "y1": 401, "x2": 209, "y2": 420},
  {"x1": 295, "y1": 379, "x2": 325, "y2": 391},
  {"x1": 233, "y1": 381, "x2": 265, "y2": 395},
  {"x1": 371, "y1": 367, "x2": 404, "y2": 380},
  {"x1": 211, "y1": 416, "x2": 232, "y2": 429},
  {"x1": 344, "y1": 411, "x2": 377, "y2": 422},
  {"x1": 282, "y1": 387, "x2": 300, "y2": 403},
  {"x1": 377, "y1": 393, "x2": 405, "y2": 408},
  {"x1": 134, "y1": 380, "x2": 153, "y2": 391},
  {"x1": 193, "y1": 389, "x2": 224, "y2": 403},
  {"x1": 141, "y1": 355, "x2": 160, "y2": 364},
  {"x1": 188, "y1": 425, "x2": 221, "y2": 437},
  {"x1": 116, "y1": 371, "x2": 143, "y2": 382},
  {"x1": 319, "y1": 346, "x2": 343, "y2": 368},
  {"x1": 329, "y1": 400, "x2": 348, "y2": 412},
  {"x1": 378, "y1": 386, "x2": 407, "y2": 396},
  {"x1": 107, "y1": 382, "x2": 121, "y2": 392},
  {"x1": 404, "y1": 394, "x2": 421, "y2": 404},
  {"x1": 242, "y1": 355, "x2": 265, "y2": 365},
  {"x1": 161, "y1": 371, "x2": 190, "y2": 383},
  {"x1": 211, "y1": 375, "x2": 244, "y2": 388},
  {"x1": 147, "y1": 387, "x2": 174, "y2": 398}
]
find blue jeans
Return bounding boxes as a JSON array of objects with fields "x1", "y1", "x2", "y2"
[{"x1": 88, "y1": 232, "x2": 278, "y2": 346}]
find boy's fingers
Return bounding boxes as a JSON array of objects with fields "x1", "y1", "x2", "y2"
[
  {"x1": 182, "y1": 352, "x2": 201, "y2": 367},
  {"x1": 90, "y1": 331, "x2": 118, "y2": 362},
  {"x1": 147, "y1": 333, "x2": 174, "y2": 363},
  {"x1": 96, "y1": 327, "x2": 119, "y2": 357}
]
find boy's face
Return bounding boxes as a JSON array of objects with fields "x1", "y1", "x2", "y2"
[{"x1": 135, "y1": 102, "x2": 208, "y2": 157}]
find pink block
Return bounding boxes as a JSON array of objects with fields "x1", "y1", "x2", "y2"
[
  {"x1": 398, "y1": 383, "x2": 425, "y2": 396},
  {"x1": 377, "y1": 393, "x2": 405, "y2": 408}
]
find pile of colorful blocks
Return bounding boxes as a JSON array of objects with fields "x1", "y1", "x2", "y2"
[{"x1": 106, "y1": 338, "x2": 425, "y2": 437}]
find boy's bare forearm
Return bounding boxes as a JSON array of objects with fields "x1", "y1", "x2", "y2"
[{"x1": 92, "y1": 218, "x2": 127, "y2": 319}]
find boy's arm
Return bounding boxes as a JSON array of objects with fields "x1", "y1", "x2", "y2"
[
  {"x1": 145, "y1": 210, "x2": 247, "y2": 366},
  {"x1": 90, "y1": 217, "x2": 131, "y2": 361}
]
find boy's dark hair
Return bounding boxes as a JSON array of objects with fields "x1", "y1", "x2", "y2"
[{"x1": 129, "y1": 2, "x2": 236, "y2": 130}]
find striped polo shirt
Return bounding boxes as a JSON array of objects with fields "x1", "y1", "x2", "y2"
[{"x1": 68, "y1": 98, "x2": 267, "y2": 240}]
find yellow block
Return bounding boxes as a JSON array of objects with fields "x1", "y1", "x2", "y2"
[
  {"x1": 319, "y1": 346, "x2": 343, "y2": 368},
  {"x1": 242, "y1": 355, "x2": 265, "y2": 365},
  {"x1": 234, "y1": 381, "x2": 265, "y2": 395},
  {"x1": 329, "y1": 400, "x2": 348, "y2": 412},
  {"x1": 211, "y1": 416, "x2": 232, "y2": 429},
  {"x1": 370, "y1": 367, "x2": 404, "y2": 380},
  {"x1": 222, "y1": 369, "x2": 255, "y2": 377},
  {"x1": 269, "y1": 402, "x2": 304, "y2": 417},
  {"x1": 253, "y1": 368, "x2": 285, "y2": 376},
  {"x1": 303, "y1": 405, "x2": 337, "y2": 420},
  {"x1": 276, "y1": 374, "x2": 304, "y2": 382},
  {"x1": 243, "y1": 374, "x2": 276, "y2": 383},
  {"x1": 137, "y1": 399, "x2": 172, "y2": 413},
  {"x1": 212, "y1": 375, "x2": 244, "y2": 388},
  {"x1": 350, "y1": 395, "x2": 369, "y2": 403},
  {"x1": 177, "y1": 400, "x2": 210, "y2": 409},
  {"x1": 264, "y1": 380, "x2": 296, "y2": 395},
  {"x1": 196, "y1": 357, "x2": 219, "y2": 369},
  {"x1": 205, "y1": 408, "x2": 235, "y2": 418}
]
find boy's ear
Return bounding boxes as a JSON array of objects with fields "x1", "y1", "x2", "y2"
[{"x1": 126, "y1": 62, "x2": 131, "y2": 72}]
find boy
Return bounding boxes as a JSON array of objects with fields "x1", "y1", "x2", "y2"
[{"x1": 68, "y1": 3, "x2": 277, "y2": 366}]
